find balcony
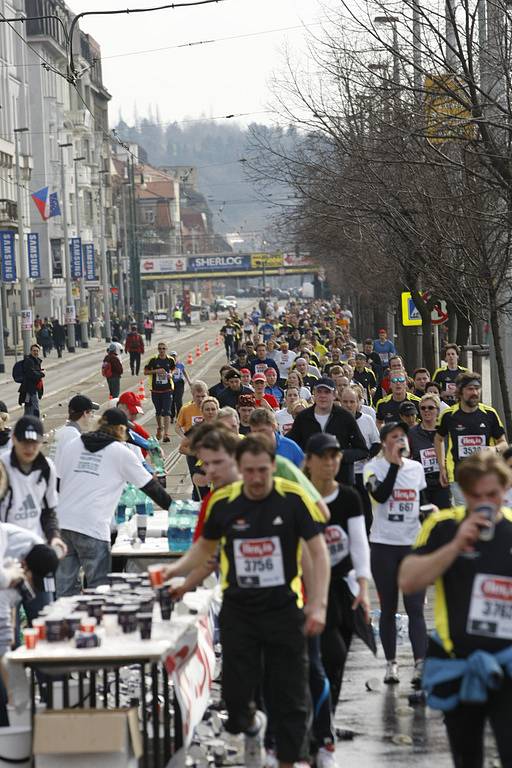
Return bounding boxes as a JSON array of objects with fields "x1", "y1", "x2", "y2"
[
  {"x1": 0, "y1": 200, "x2": 17, "y2": 226},
  {"x1": 63, "y1": 110, "x2": 93, "y2": 133}
]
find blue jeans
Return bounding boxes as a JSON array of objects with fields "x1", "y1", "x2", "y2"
[
  {"x1": 24, "y1": 392, "x2": 40, "y2": 418},
  {"x1": 56, "y1": 529, "x2": 111, "y2": 597}
]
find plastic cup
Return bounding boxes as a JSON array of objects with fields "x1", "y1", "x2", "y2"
[
  {"x1": 136, "y1": 514, "x2": 148, "y2": 543},
  {"x1": 137, "y1": 612, "x2": 153, "y2": 640},
  {"x1": 65, "y1": 615, "x2": 81, "y2": 639},
  {"x1": 158, "y1": 586, "x2": 173, "y2": 621},
  {"x1": 23, "y1": 629, "x2": 38, "y2": 650},
  {"x1": 87, "y1": 601, "x2": 103, "y2": 623},
  {"x1": 32, "y1": 619, "x2": 46, "y2": 641},
  {"x1": 45, "y1": 618, "x2": 64, "y2": 643},
  {"x1": 147, "y1": 564, "x2": 165, "y2": 587},
  {"x1": 102, "y1": 611, "x2": 120, "y2": 637},
  {"x1": 80, "y1": 617, "x2": 97, "y2": 634}
]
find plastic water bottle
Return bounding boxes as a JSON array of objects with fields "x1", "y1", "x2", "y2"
[
  {"x1": 133, "y1": 487, "x2": 147, "y2": 517},
  {"x1": 116, "y1": 484, "x2": 134, "y2": 524},
  {"x1": 145, "y1": 497, "x2": 154, "y2": 516},
  {"x1": 167, "y1": 501, "x2": 192, "y2": 552},
  {"x1": 148, "y1": 437, "x2": 166, "y2": 487}
]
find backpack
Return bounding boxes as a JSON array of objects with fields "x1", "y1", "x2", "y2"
[
  {"x1": 101, "y1": 359, "x2": 112, "y2": 378},
  {"x1": 12, "y1": 360, "x2": 24, "y2": 384}
]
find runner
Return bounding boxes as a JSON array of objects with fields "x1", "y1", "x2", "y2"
[
  {"x1": 285, "y1": 370, "x2": 313, "y2": 402},
  {"x1": 412, "y1": 368, "x2": 430, "y2": 398},
  {"x1": 275, "y1": 388, "x2": 301, "y2": 435},
  {"x1": 250, "y1": 343, "x2": 280, "y2": 377},
  {"x1": 143, "y1": 316, "x2": 154, "y2": 343},
  {"x1": 162, "y1": 434, "x2": 330, "y2": 768},
  {"x1": 373, "y1": 329, "x2": 396, "y2": 368},
  {"x1": 170, "y1": 350, "x2": 191, "y2": 422},
  {"x1": 400, "y1": 451, "x2": 512, "y2": 768},
  {"x1": 264, "y1": 368, "x2": 284, "y2": 403},
  {"x1": 408, "y1": 394, "x2": 451, "y2": 509},
  {"x1": 220, "y1": 318, "x2": 237, "y2": 360},
  {"x1": 432, "y1": 343, "x2": 468, "y2": 405},
  {"x1": 143, "y1": 341, "x2": 176, "y2": 441},
  {"x1": 352, "y1": 353, "x2": 377, "y2": 405},
  {"x1": 424, "y1": 381, "x2": 450, "y2": 413},
  {"x1": 237, "y1": 394, "x2": 256, "y2": 436},
  {"x1": 375, "y1": 371, "x2": 421, "y2": 428},
  {"x1": 435, "y1": 372, "x2": 507, "y2": 505},
  {"x1": 124, "y1": 323, "x2": 145, "y2": 376},
  {"x1": 305, "y1": 433, "x2": 371, "y2": 726},
  {"x1": 249, "y1": 408, "x2": 305, "y2": 467},
  {"x1": 252, "y1": 374, "x2": 279, "y2": 410},
  {"x1": 274, "y1": 339, "x2": 297, "y2": 385},
  {"x1": 294, "y1": 358, "x2": 319, "y2": 390},
  {"x1": 218, "y1": 370, "x2": 253, "y2": 408},
  {"x1": 364, "y1": 421, "x2": 428, "y2": 685}
]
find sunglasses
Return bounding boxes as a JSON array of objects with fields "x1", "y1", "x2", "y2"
[
  {"x1": 420, "y1": 405, "x2": 437, "y2": 411},
  {"x1": 391, "y1": 376, "x2": 406, "y2": 383}
]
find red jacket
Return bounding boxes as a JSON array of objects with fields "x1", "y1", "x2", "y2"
[{"x1": 125, "y1": 332, "x2": 145, "y2": 354}]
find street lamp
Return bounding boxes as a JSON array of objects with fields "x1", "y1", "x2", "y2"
[
  {"x1": 374, "y1": 16, "x2": 401, "y2": 88},
  {"x1": 14, "y1": 127, "x2": 30, "y2": 357},
  {"x1": 58, "y1": 141, "x2": 76, "y2": 352},
  {"x1": 98, "y1": 168, "x2": 112, "y2": 343},
  {"x1": 73, "y1": 154, "x2": 89, "y2": 347}
]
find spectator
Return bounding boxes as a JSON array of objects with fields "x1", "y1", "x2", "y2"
[
  {"x1": 102, "y1": 343, "x2": 123, "y2": 399},
  {"x1": 18, "y1": 343, "x2": 45, "y2": 418}
]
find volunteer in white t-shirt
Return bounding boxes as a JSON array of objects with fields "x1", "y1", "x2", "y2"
[
  {"x1": 364, "y1": 421, "x2": 429, "y2": 687},
  {"x1": 56, "y1": 408, "x2": 173, "y2": 596},
  {"x1": 52, "y1": 394, "x2": 99, "y2": 480}
]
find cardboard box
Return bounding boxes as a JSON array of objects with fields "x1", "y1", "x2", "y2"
[{"x1": 33, "y1": 708, "x2": 143, "y2": 768}]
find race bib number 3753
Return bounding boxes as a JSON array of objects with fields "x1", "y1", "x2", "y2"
[
  {"x1": 467, "y1": 573, "x2": 512, "y2": 639},
  {"x1": 234, "y1": 537, "x2": 285, "y2": 588}
]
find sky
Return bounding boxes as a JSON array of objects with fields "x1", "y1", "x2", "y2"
[{"x1": 66, "y1": 0, "x2": 328, "y2": 127}]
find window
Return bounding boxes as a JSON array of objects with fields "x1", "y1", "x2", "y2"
[
  {"x1": 51, "y1": 238, "x2": 62, "y2": 278},
  {"x1": 144, "y1": 209, "x2": 155, "y2": 224}
]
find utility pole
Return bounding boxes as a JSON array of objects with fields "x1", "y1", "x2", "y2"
[
  {"x1": 128, "y1": 156, "x2": 143, "y2": 328},
  {"x1": 122, "y1": 184, "x2": 131, "y2": 315},
  {"x1": 98, "y1": 169, "x2": 112, "y2": 343},
  {"x1": 59, "y1": 142, "x2": 76, "y2": 352},
  {"x1": 14, "y1": 127, "x2": 30, "y2": 356},
  {"x1": 74, "y1": 155, "x2": 88, "y2": 348}
]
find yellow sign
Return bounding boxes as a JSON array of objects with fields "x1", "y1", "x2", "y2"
[
  {"x1": 251, "y1": 253, "x2": 283, "y2": 269},
  {"x1": 401, "y1": 292, "x2": 422, "y2": 327},
  {"x1": 72, "y1": 286, "x2": 80, "y2": 298},
  {"x1": 424, "y1": 74, "x2": 474, "y2": 144},
  {"x1": 78, "y1": 306, "x2": 89, "y2": 322}
]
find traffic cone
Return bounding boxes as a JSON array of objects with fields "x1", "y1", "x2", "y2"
[
  {"x1": 138, "y1": 379, "x2": 146, "y2": 400},
  {"x1": 195, "y1": 345, "x2": 201, "y2": 358},
  {"x1": 187, "y1": 352, "x2": 193, "y2": 365},
  {"x1": 204, "y1": 340, "x2": 209, "y2": 352}
]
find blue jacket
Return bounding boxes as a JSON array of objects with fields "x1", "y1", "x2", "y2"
[
  {"x1": 423, "y1": 639, "x2": 512, "y2": 711},
  {"x1": 275, "y1": 432, "x2": 304, "y2": 468}
]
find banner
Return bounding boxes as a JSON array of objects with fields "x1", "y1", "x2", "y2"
[
  {"x1": 70, "y1": 237, "x2": 82, "y2": 278},
  {"x1": 188, "y1": 254, "x2": 251, "y2": 272},
  {"x1": 251, "y1": 253, "x2": 283, "y2": 269},
  {"x1": 0, "y1": 231, "x2": 16, "y2": 282},
  {"x1": 27, "y1": 233, "x2": 41, "y2": 278},
  {"x1": 140, "y1": 256, "x2": 187, "y2": 274},
  {"x1": 83, "y1": 243, "x2": 96, "y2": 281}
]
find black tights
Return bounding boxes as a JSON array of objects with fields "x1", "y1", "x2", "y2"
[{"x1": 371, "y1": 543, "x2": 427, "y2": 661}]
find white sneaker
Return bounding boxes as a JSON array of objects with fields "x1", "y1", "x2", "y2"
[
  {"x1": 265, "y1": 749, "x2": 279, "y2": 768},
  {"x1": 316, "y1": 745, "x2": 336, "y2": 767},
  {"x1": 244, "y1": 710, "x2": 267, "y2": 768},
  {"x1": 411, "y1": 659, "x2": 424, "y2": 689},
  {"x1": 384, "y1": 660, "x2": 400, "y2": 684}
]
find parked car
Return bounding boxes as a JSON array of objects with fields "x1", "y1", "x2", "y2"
[{"x1": 224, "y1": 295, "x2": 238, "y2": 309}]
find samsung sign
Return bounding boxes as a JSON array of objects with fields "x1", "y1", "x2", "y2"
[{"x1": 187, "y1": 254, "x2": 251, "y2": 272}]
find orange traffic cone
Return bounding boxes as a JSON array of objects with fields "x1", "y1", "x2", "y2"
[
  {"x1": 138, "y1": 380, "x2": 146, "y2": 400},
  {"x1": 187, "y1": 352, "x2": 193, "y2": 365},
  {"x1": 204, "y1": 340, "x2": 209, "y2": 352},
  {"x1": 195, "y1": 345, "x2": 201, "y2": 358}
]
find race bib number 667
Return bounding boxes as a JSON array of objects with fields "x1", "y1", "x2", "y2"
[{"x1": 234, "y1": 537, "x2": 285, "y2": 588}]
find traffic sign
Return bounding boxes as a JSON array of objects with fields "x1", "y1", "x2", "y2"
[{"x1": 401, "y1": 291, "x2": 449, "y2": 326}]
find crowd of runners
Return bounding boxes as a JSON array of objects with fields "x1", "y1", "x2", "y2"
[{"x1": 0, "y1": 296, "x2": 510, "y2": 768}]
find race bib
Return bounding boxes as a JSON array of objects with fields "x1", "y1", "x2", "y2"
[
  {"x1": 281, "y1": 422, "x2": 293, "y2": 435},
  {"x1": 254, "y1": 363, "x2": 267, "y2": 374},
  {"x1": 387, "y1": 489, "x2": 417, "y2": 523},
  {"x1": 446, "y1": 382, "x2": 457, "y2": 394},
  {"x1": 325, "y1": 525, "x2": 349, "y2": 567},
  {"x1": 420, "y1": 447, "x2": 439, "y2": 474},
  {"x1": 467, "y1": 574, "x2": 512, "y2": 639},
  {"x1": 226, "y1": 328, "x2": 234, "y2": 336},
  {"x1": 458, "y1": 435, "x2": 485, "y2": 457},
  {"x1": 234, "y1": 537, "x2": 285, "y2": 588},
  {"x1": 156, "y1": 371, "x2": 169, "y2": 385},
  {"x1": 191, "y1": 416, "x2": 204, "y2": 426}
]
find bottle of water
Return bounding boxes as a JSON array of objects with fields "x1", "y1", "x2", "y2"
[
  {"x1": 145, "y1": 497, "x2": 154, "y2": 516},
  {"x1": 148, "y1": 437, "x2": 166, "y2": 487},
  {"x1": 168, "y1": 501, "x2": 191, "y2": 552},
  {"x1": 117, "y1": 484, "x2": 135, "y2": 524},
  {"x1": 133, "y1": 486, "x2": 147, "y2": 517}
]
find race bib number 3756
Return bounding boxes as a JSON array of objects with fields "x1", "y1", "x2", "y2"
[
  {"x1": 467, "y1": 573, "x2": 512, "y2": 639},
  {"x1": 234, "y1": 537, "x2": 285, "y2": 588}
]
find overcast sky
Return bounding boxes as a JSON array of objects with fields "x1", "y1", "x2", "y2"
[{"x1": 67, "y1": 0, "x2": 327, "y2": 127}]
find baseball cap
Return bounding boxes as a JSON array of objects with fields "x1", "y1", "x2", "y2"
[
  {"x1": 253, "y1": 373, "x2": 266, "y2": 382},
  {"x1": 102, "y1": 408, "x2": 129, "y2": 428},
  {"x1": 225, "y1": 370, "x2": 241, "y2": 381},
  {"x1": 24, "y1": 544, "x2": 59, "y2": 591},
  {"x1": 169, "y1": 350, "x2": 178, "y2": 358},
  {"x1": 107, "y1": 343, "x2": 117, "y2": 353},
  {"x1": 313, "y1": 377, "x2": 336, "y2": 391},
  {"x1": 306, "y1": 433, "x2": 341, "y2": 455},
  {"x1": 13, "y1": 415, "x2": 44, "y2": 442},
  {"x1": 0, "y1": 401, "x2": 8, "y2": 414},
  {"x1": 68, "y1": 394, "x2": 100, "y2": 416},
  {"x1": 379, "y1": 421, "x2": 408, "y2": 441},
  {"x1": 118, "y1": 391, "x2": 144, "y2": 415},
  {"x1": 399, "y1": 401, "x2": 418, "y2": 416},
  {"x1": 240, "y1": 368, "x2": 251, "y2": 375}
]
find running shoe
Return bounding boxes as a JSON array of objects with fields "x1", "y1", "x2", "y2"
[
  {"x1": 163, "y1": 435, "x2": 170, "y2": 443},
  {"x1": 316, "y1": 744, "x2": 336, "y2": 767},
  {"x1": 264, "y1": 749, "x2": 279, "y2": 768},
  {"x1": 411, "y1": 659, "x2": 424, "y2": 689},
  {"x1": 156, "y1": 428, "x2": 162, "y2": 440},
  {"x1": 244, "y1": 710, "x2": 267, "y2": 768},
  {"x1": 384, "y1": 661, "x2": 400, "y2": 684}
]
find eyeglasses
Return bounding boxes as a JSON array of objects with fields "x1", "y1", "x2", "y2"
[
  {"x1": 390, "y1": 376, "x2": 406, "y2": 383},
  {"x1": 420, "y1": 405, "x2": 437, "y2": 411}
]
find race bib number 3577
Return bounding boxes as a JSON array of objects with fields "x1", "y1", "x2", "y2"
[
  {"x1": 467, "y1": 573, "x2": 512, "y2": 639},
  {"x1": 234, "y1": 537, "x2": 285, "y2": 588}
]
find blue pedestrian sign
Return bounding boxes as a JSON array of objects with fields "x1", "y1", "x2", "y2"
[{"x1": 401, "y1": 292, "x2": 422, "y2": 326}]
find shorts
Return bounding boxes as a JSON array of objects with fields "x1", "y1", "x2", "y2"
[
  {"x1": 151, "y1": 390, "x2": 172, "y2": 417},
  {"x1": 219, "y1": 600, "x2": 310, "y2": 763}
]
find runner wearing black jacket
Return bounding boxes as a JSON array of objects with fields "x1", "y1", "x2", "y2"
[{"x1": 288, "y1": 378, "x2": 368, "y2": 485}]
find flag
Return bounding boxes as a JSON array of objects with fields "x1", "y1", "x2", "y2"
[{"x1": 30, "y1": 187, "x2": 61, "y2": 220}]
